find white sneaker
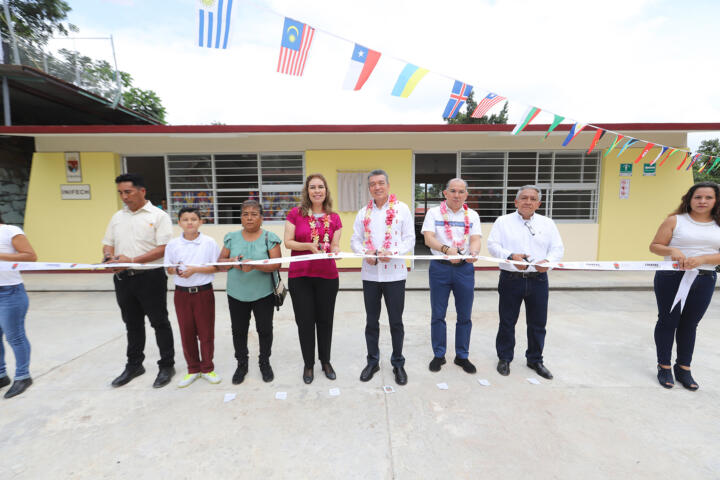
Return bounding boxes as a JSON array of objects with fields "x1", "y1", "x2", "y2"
[
  {"x1": 202, "y1": 371, "x2": 222, "y2": 384},
  {"x1": 178, "y1": 373, "x2": 200, "y2": 388}
]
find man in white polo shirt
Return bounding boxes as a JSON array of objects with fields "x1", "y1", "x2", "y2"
[
  {"x1": 487, "y1": 185, "x2": 564, "y2": 380},
  {"x1": 421, "y1": 178, "x2": 482, "y2": 374},
  {"x1": 103, "y1": 173, "x2": 175, "y2": 388},
  {"x1": 351, "y1": 169, "x2": 415, "y2": 385}
]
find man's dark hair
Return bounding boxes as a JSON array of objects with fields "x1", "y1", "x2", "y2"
[
  {"x1": 115, "y1": 173, "x2": 145, "y2": 188},
  {"x1": 178, "y1": 207, "x2": 201, "y2": 221}
]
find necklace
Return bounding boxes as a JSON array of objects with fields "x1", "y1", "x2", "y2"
[
  {"x1": 309, "y1": 214, "x2": 331, "y2": 252},
  {"x1": 363, "y1": 194, "x2": 397, "y2": 252},
  {"x1": 440, "y1": 201, "x2": 470, "y2": 252}
]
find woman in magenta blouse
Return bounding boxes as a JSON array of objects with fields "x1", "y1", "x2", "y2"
[{"x1": 284, "y1": 174, "x2": 342, "y2": 384}]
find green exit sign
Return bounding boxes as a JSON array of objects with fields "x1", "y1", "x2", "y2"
[
  {"x1": 643, "y1": 163, "x2": 656, "y2": 176},
  {"x1": 620, "y1": 163, "x2": 632, "y2": 176}
]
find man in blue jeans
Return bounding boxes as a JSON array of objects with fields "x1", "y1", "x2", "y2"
[
  {"x1": 487, "y1": 185, "x2": 564, "y2": 379},
  {"x1": 421, "y1": 178, "x2": 482, "y2": 374}
]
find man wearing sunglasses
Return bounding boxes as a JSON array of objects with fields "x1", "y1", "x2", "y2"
[{"x1": 487, "y1": 185, "x2": 564, "y2": 379}]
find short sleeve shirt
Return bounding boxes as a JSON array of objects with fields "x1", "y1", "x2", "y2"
[
  {"x1": 286, "y1": 207, "x2": 342, "y2": 279},
  {"x1": 224, "y1": 229, "x2": 282, "y2": 302},
  {"x1": 0, "y1": 225, "x2": 25, "y2": 286},
  {"x1": 164, "y1": 233, "x2": 220, "y2": 287},
  {"x1": 102, "y1": 201, "x2": 172, "y2": 264},
  {"x1": 421, "y1": 205, "x2": 482, "y2": 255}
]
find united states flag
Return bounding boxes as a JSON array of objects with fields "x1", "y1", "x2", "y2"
[
  {"x1": 471, "y1": 92, "x2": 506, "y2": 118},
  {"x1": 277, "y1": 17, "x2": 315, "y2": 76}
]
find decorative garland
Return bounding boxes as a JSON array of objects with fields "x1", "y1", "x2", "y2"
[
  {"x1": 309, "y1": 214, "x2": 331, "y2": 252},
  {"x1": 363, "y1": 194, "x2": 397, "y2": 252},
  {"x1": 440, "y1": 201, "x2": 470, "y2": 252}
]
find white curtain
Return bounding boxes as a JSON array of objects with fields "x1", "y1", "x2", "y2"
[{"x1": 337, "y1": 172, "x2": 370, "y2": 212}]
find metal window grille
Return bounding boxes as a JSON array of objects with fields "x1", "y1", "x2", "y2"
[
  {"x1": 461, "y1": 150, "x2": 600, "y2": 222},
  {"x1": 161, "y1": 153, "x2": 304, "y2": 224}
]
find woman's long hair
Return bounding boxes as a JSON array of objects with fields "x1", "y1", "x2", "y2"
[
  {"x1": 299, "y1": 173, "x2": 334, "y2": 217},
  {"x1": 672, "y1": 181, "x2": 720, "y2": 226}
]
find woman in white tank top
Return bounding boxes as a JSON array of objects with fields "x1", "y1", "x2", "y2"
[{"x1": 649, "y1": 182, "x2": 720, "y2": 391}]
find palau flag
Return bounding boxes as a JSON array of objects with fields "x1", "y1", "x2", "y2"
[
  {"x1": 442, "y1": 81, "x2": 473, "y2": 119},
  {"x1": 343, "y1": 44, "x2": 381, "y2": 91},
  {"x1": 391, "y1": 63, "x2": 429, "y2": 98},
  {"x1": 197, "y1": 0, "x2": 234, "y2": 49}
]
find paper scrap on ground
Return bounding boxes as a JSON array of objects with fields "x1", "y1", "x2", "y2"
[
  {"x1": 526, "y1": 378, "x2": 541, "y2": 385},
  {"x1": 275, "y1": 391, "x2": 287, "y2": 400},
  {"x1": 383, "y1": 385, "x2": 395, "y2": 394},
  {"x1": 436, "y1": 382, "x2": 449, "y2": 390},
  {"x1": 223, "y1": 393, "x2": 236, "y2": 403},
  {"x1": 478, "y1": 379, "x2": 490, "y2": 386},
  {"x1": 329, "y1": 388, "x2": 340, "y2": 396}
]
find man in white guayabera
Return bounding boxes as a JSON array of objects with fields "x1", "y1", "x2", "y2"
[
  {"x1": 351, "y1": 169, "x2": 415, "y2": 386},
  {"x1": 487, "y1": 185, "x2": 564, "y2": 380}
]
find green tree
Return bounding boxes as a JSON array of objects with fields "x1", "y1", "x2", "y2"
[
  {"x1": 693, "y1": 139, "x2": 720, "y2": 183},
  {"x1": 2, "y1": 1, "x2": 166, "y2": 123},
  {"x1": 445, "y1": 91, "x2": 509, "y2": 124}
]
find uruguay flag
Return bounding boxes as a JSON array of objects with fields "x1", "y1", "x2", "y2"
[
  {"x1": 343, "y1": 44, "x2": 381, "y2": 91},
  {"x1": 198, "y1": 0, "x2": 234, "y2": 49}
]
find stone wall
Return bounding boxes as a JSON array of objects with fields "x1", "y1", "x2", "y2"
[{"x1": 0, "y1": 136, "x2": 34, "y2": 227}]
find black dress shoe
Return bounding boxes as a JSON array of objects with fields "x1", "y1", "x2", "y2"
[
  {"x1": 359, "y1": 363, "x2": 380, "y2": 382},
  {"x1": 233, "y1": 363, "x2": 248, "y2": 385},
  {"x1": 111, "y1": 365, "x2": 146, "y2": 387},
  {"x1": 153, "y1": 367, "x2": 176, "y2": 388},
  {"x1": 497, "y1": 360, "x2": 510, "y2": 376},
  {"x1": 0, "y1": 375, "x2": 10, "y2": 389},
  {"x1": 453, "y1": 357, "x2": 477, "y2": 374},
  {"x1": 4, "y1": 377, "x2": 32, "y2": 399},
  {"x1": 322, "y1": 362, "x2": 337, "y2": 380},
  {"x1": 259, "y1": 362, "x2": 274, "y2": 383},
  {"x1": 393, "y1": 367, "x2": 408, "y2": 385},
  {"x1": 428, "y1": 356, "x2": 446, "y2": 372},
  {"x1": 303, "y1": 367, "x2": 314, "y2": 384},
  {"x1": 527, "y1": 361, "x2": 553, "y2": 379}
]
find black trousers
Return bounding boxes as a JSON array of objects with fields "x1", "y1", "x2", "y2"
[
  {"x1": 113, "y1": 268, "x2": 174, "y2": 368},
  {"x1": 227, "y1": 293, "x2": 275, "y2": 365},
  {"x1": 288, "y1": 276, "x2": 339, "y2": 368},
  {"x1": 363, "y1": 280, "x2": 405, "y2": 368}
]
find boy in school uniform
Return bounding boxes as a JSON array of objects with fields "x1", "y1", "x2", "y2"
[{"x1": 165, "y1": 207, "x2": 222, "y2": 387}]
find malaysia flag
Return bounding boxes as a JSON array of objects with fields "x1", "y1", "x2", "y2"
[
  {"x1": 471, "y1": 92, "x2": 506, "y2": 119},
  {"x1": 277, "y1": 17, "x2": 315, "y2": 76},
  {"x1": 442, "y1": 81, "x2": 473, "y2": 119},
  {"x1": 343, "y1": 44, "x2": 381, "y2": 91}
]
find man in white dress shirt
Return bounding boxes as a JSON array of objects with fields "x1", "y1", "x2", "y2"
[
  {"x1": 351, "y1": 170, "x2": 415, "y2": 385},
  {"x1": 421, "y1": 178, "x2": 482, "y2": 374},
  {"x1": 487, "y1": 185, "x2": 564, "y2": 379}
]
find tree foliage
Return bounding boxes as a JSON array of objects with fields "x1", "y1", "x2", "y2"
[
  {"x1": 445, "y1": 91, "x2": 509, "y2": 124},
  {"x1": 2, "y1": 1, "x2": 166, "y2": 123},
  {"x1": 693, "y1": 139, "x2": 720, "y2": 183}
]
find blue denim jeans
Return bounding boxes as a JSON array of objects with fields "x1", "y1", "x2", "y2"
[
  {"x1": 653, "y1": 270, "x2": 716, "y2": 366},
  {"x1": 429, "y1": 261, "x2": 474, "y2": 358},
  {"x1": 0, "y1": 283, "x2": 31, "y2": 380}
]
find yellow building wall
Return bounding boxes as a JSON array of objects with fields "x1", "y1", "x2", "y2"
[
  {"x1": 24, "y1": 152, "x2": 122, "y2": 263},
  {"x1": 305, "y1": 149, "x2": 413, "y2": 268},
  {"x1": 597, "y1": 148, "x2": 694, "y2": 260}
]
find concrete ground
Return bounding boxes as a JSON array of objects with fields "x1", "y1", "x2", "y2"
[{"x1": 1, "y1": 271, "x2": 719, "y2": 479}]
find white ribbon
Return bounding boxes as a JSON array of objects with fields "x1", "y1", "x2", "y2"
[
  {"x1": 670, "y1": 270, "x2": 699, "y2": 314},
  {"x1": 0, "y1": 252, "x2": 683, "y2": 271}
]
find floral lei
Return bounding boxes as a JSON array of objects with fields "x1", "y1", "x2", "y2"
[
  {"x1": 440, "y1": 201, "x2": 470, "y2": 252},
  {"x1": 363, "y1": 194, "x2": 397, "y2": 252},
  {"x1": 309, "y1": 214, "x2": 331, "y2": 252}
]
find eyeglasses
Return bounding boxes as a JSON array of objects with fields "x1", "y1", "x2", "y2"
[{"x1": 524, "y1": 221, "x2": 536, "y2": 236}]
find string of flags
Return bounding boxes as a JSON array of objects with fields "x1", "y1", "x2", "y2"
[{"x1": 193, "y1": 0, "x2": 718, "y2": 173}]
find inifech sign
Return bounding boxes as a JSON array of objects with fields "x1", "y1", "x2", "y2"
[{"x1": 60, "y1": 184, "x2": 91, "y2": 200}]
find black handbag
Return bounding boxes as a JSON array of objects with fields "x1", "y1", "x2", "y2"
[{"x1": 265, "y1": 231, "x2": 287, "y2": 310}]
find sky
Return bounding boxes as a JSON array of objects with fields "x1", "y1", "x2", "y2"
[{"x1": 53, "y1": 0, "x2": 720, "y2": 151}]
